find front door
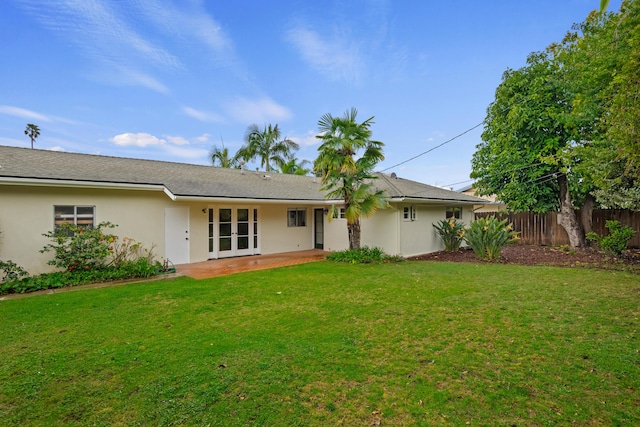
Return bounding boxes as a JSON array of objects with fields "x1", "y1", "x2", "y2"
[
  {"x1": 314, "y1": 208, "x2": 324, "y2": 249},
  {"x1": 209, "y1": 207, "x2": 257, "y2": 258}
]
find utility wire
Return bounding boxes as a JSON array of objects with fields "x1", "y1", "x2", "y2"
[{"x1": 379, "y1": 121, "x2": 484, "y2": 173}]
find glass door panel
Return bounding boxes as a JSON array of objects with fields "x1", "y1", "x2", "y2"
[
  {"x1": 219, "y1": 208, "x2": 232, "y2": 253},
  {"x1": 235, "y1": 208, "x2": 251, "y2": 255}
]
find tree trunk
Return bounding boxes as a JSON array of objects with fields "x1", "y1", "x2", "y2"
[
  {"x1": 580, "y1": 194, "x2": 595, "y2": 236},
  {"x1": 556, "y1": 174, "x2": 586, "y2": 249},
  {"x1": 348, "y1": 218, "x2": 361, "y2": 249}
]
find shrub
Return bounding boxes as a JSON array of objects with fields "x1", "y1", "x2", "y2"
[
  {"x1": 0, "y1": 222, "x2": 165, "y2": 295},
  {"x1": 464, "y1": 216, "x2": 519, "y2": 262},
  {"x1": 433, "y1": 218, "x2": 466, "y2": 251},
  {"x1": 41, "y1": 222, "x2": 117, "y2": 271},
  {"x1": 108, "y1": 237, "x2": 156, "y2": 268},
  {"x1": 586, "y1": 220, "x2": 636, "y2": 256},
  {"x1": 0, "y1": 260, "x2": 28, "y2": 284},
  {"x1": 327, "y1": 246, "x2": 404, "y2": 264},
  {"x1": 0, "y1": 258, "x2": 163, "y2": 295}
]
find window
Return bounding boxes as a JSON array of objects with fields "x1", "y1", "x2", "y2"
[
  {"x1": 446, "y1": 206, "x2": 462, "y2": 219},
  {"x1": 54, "y1": 205, "x2": 95, "y2": 229},
  {"x1": 287, "y1": 208, "x2": 307, "y2": 227},
  {"x1": 332, "y1": 207, "x2": 346, "y2": 219},
  {"x1": 403, "y1": 206, "x2": 416, "y2": 221}
]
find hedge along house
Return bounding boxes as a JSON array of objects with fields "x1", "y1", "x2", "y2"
[{"x1": 0, "y1": 145, "x2": 485, "y2": 274}]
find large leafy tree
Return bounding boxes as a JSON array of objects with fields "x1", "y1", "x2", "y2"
[
  {"x1": 24, "y1": 123, "x2": 40, "y2": 149},
  {"x1": 315, "y1": 108, "x2": 389, "y2": 249},
  {"x1": 238, "y1": 124, "x2": 299, "y2": 172},
  {"x1": 473, "y1": 0, "x2": 640, "y2": 247},
  {"x1": 560, "y1": 1, "x2": 640, "y2": 210},
  {"x1": 471, "y1": 49, "x2": 591, "y2": 248}
]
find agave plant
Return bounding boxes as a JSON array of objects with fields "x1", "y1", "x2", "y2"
[
  {"x1": 433, "y1": 217, "x2": 466, "y2": 251},
  {"x1": 464, "y1": 216, "x2": 519, "y2": 261}
]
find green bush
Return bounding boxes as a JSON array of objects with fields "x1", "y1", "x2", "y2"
[
  {"x1": 40, "y1": 222, "x2": 117, "y2": 271},
  {"x1": 433, "y1": 218, "x2": 466, "y2": 251},
  {"x1": 464, "y1": 216, "x2": 519, "y2": 262},
  {"x1": 0, "y1": 258, "x2": 163, "y2": 295},
  {"x1": 327, "y1": 246, "x2": 404, "y2": 264},
  {"x1": 586, "y1": 220, "x2": 636, "y2": 256},
  {"x1": 0, "y1": 260, "x2": 28, "y2": 284},
  {"x1": 0, "y1": 223, "x2": 163, "y2": 295}
]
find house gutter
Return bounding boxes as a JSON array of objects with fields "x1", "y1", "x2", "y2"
[
  {"x1": 0, "y1": 176, "x2": 166, "y2": 192},
  {"x1": 169, "y1": 195, "x2": 338, "y2": 205}
]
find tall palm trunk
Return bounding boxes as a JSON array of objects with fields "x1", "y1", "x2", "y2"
[{"x1": 347, "y1": 218, "x2": 361, "y2": 249}]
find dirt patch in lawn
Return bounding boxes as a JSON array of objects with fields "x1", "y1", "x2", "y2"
[{"x1": 409, "y1": 244, "x2": 640, "y2": 272}]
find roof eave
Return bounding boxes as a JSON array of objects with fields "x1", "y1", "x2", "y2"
[
  {"x1": 170, "y1": 195, "x2": 339, "y2": 205},
  {"x1": 0, "y1": 176, "x2": 166, "y2": 192}
]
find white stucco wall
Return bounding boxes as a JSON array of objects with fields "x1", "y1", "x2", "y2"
[
  {"x1": 322, "y1": 214, "x2": 348, "y2": 252},
  {"x1": 0, "y1": 186, "x2": 171, "y2": 274},
  {"x1": 361, "y1": 206, "x2": 400, "y2": 255},
  {"x1": 360, "y1": 203, "x2": 477, "y2": 258},
  {"x1": 254, "y1": 204, "x2": 315, "y2": 254},
  {"x1": 0, "y1": 185, "x2": 329, "y2": 274}
]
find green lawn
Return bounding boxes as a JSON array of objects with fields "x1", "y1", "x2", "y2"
[{"x1": 1, "y1": 261, "x2": 638, "y2": 426}]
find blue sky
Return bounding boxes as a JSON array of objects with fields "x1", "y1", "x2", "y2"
[{"x1": 0, "y1": 0, "x2": 621, "y2": 189}]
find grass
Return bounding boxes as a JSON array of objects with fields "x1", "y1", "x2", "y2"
[{"x1": 1, "y1": 261, "x2": 639, "y2": 426}]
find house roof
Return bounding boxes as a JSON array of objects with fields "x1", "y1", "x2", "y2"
[{"x1": 0, "y1": 145, "x2": 484, "y2": 204}]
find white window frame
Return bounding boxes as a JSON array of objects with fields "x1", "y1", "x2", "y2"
[
  {"x1": 287, "y1": 208, "x2": 307, "y2": 227},
  {"x1": 332, "y1": 207, "x2": 346, "y2": 220},
  {"x1": 445, "y1": 206, "x2": 462, "y2": 220},
  {"x1": 54, "y1": 205, "x2": 95, "y2": 229},
  {"x1": 403, "y1": 206, "x2": 416, "y2": 221}
]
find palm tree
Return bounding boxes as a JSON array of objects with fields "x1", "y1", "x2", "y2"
[
  {"x1": 210, "y1": 145, "x2": 241, "y2": 168},
  {"x1": 239, "y1": 124, "x2": 299, "y2": 172},
  {"x1": 314, "y1": 108, "x2": 389, "y2": 249},
  {"x1": 24, "y1": 124, "x2": 40, "y2": 149},
  {"x1": 279, "y1": 155, "x2": 311, "y2": 175}
]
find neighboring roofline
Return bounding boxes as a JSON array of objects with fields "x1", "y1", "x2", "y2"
[
  {"x1": 390, "y1": 197, "x2": 482, "y2": 205},
  {"x1": 0, "y1": 176, "x2": 166, "y2": 192}
]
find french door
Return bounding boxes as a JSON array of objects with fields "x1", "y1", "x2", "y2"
[{"x1": 208, "y1": 207, "x2": 258, "y2": 258}]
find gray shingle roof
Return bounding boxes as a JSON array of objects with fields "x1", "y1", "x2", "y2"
[{"x1": 0, "y1": 145, "x2": 485, "y2": 204}]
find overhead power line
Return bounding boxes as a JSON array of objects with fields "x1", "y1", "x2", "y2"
[{"x1": 380, "y1": 121, "x2": 484, "y2": 173}]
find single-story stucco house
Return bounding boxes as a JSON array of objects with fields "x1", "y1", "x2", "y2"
[{"x1": 0, "y1": 145, "x2": 485, "y2": 274}]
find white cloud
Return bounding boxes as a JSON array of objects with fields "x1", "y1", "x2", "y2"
[
  {"x1": 48, "y1": 146, "x2": 65, "y2": 152},
  {"x1": 182, "y1": 106, "x2": 225, "y2": 123},
  {"x1": 290, "y1": 130, "x2": 320, "y2": 147},
  {"x1": 193, "y1": 133, "x2": 211, "y2": 144},
  {"x1": 108, "y1": 131, "x2": 212, "y2": 162},
  {"x1": 226, "y1": 97, "x2": 292, "y2": 124},
  {"x1": 111, "y1": 132, "x2": 165, "y2": 147},
  {"x1": 111, "y1": 132, "x2": 211, "y2": 148},
  {"x1": 16, "y1": 0, "x2": 178, "y2": 92},
  {"x1": 0, "y1": 105, "x2": 53, "y2": 122},
  {"x1": 166, "y1": 135, "x2": 189, "y2": 146},
  {"x1": 135, "y1": 0, "x2": 235, "y2": 55},
  {"x1": 285, "y1": 25, "x2": 363, "y2": 84}
]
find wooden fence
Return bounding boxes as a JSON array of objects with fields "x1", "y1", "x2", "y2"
[{"x1": 475, "y1": 210, "x2": 640, "y2": 248}]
